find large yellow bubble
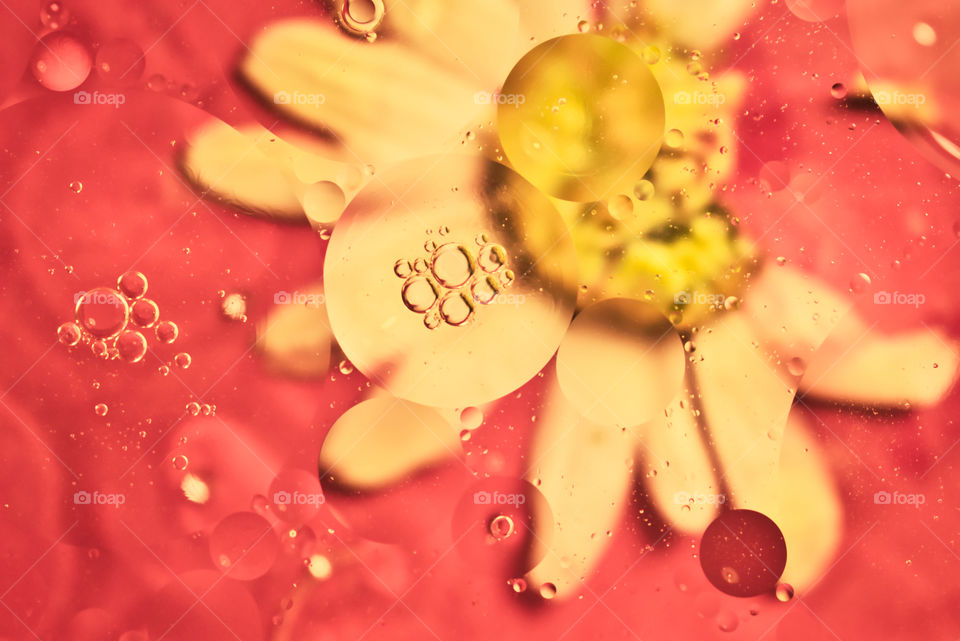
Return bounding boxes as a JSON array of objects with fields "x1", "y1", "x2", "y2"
[{"x1": 497, "y1": 34, "x2": 665, "y2": 202}]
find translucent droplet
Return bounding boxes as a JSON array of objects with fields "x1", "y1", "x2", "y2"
[
  {"x1": 94, "y1": 38, "x2": 145, "y2": 83},
  {"x1": 489, "y1": 514, "x2": 515, "y2": 540},
  {"x1": 439, "y1": 291, "x2": 474, "y2": 326},
  {"x1": 116, "y1": 330, "x2": 147, "y2": 363},
  {"x1": 338, "y1": 359, "x2": 354, "y2": 375},
  {"x1": 913, "y1": 22, "x2": 937, "y2": 46},
  {"x1": 848, "y1": 272, "x2": 871, "y2": 294},
  {"x1": 577, "y1": 20, "x2": 590, "y2": 32},
  {"x1": 786, "y1": 357, "x2": 806, "y2": 377},
  {"x1": 174, "y1": 352, "x2": 192, "y2": 369},
  {"x1": 401, "y1": 276, "x2": 439, "y2": 313},
  {"x1": 423, "y1": 309, "x2": 441, "y2": 330},
  {"x1": 40, "y1": 1, "x2": 69, "y2": 29},
  {"x1": 460, "y1": 406, "x2": 483, "y2": 430},
  {"x1": 393, "y1": 259, "x2": 413, "y2": 278},
  {"x1": 508, "y1": 577, "x2": 527, "y2": 593},
  {"x1": 171, "y1": 454, "x2": 189, "y2": 470},
  {"x1": 608, "y1": 194, "x2": 634, "y2": 220},
  {"x1": 664, "y1": 129, "x2": 685, "y2": 149},
  {"x1": 57, "y1": 321, "x2": 82, "y2": 346},
  {"x1": 94, "y1": 403, "x2": 108, "y2": 417},
  {"x1": 830, "y1": 82, "x2": 847, "y2": 99},
  {"x1": 633, "y1": 179, "x2": 655, "y2": 201},
  {"x1": 158, "y1": 364, "x2": 170, "y2": 376},
  {"x1": 155, "y1": 320, "x2": 179, "y2": 343},
  {"x1": 91, "y1": 339, "x2": 109, "y2": 359},
  {"x1": 117, "y1": 271, "x2": 148, "y2": 299},
  {"x1": 413, "y1": 257, "x2": 428, "y2": 273},
  {"x1": 31, "y1": 32, "x2": 91, "y2": 91},
  {"x1": 716, "y1": 610, "x2": 739, "y2": 633},
  {"x1": 470, "y1": 276, "x2": 501, "y2": 305},
  {"x1": 337, "y1": 0, "x2": 385, "y2": 37},
  {"x1": 775, "y1": 582, "x2": 795, "y2": 602},
  {"x1": 700, "y1": 510, "x2": 787, "y2": 597},
  {"x1": 432, "y1": 243, "x2": 477, "y2": 287},
  {"x1": 130, "y1": 299, "x2": 159, "y2": 327},
  {"x1": 642, "y1": 45, "x2": 661, "y2": 65},
  {"x1": 723, "y1": 296, "x2": 740, "y2": 311},
  {"x1": 75, "y1": 287, "x2": 129, "y2": 338},
  {"x1": 209, "y1": 512, "x2": 280, "y2": 580},
  {"x1": 498, "y1": 269, "x2": 515, "y2": 288},
  {"x1": 303, "y1": 181, "x2": 347, "y2": 226},
  {"x1": 186, "y1": 402, "x2": 201, "y2": 416},
  {"x1": 539, "y1": 582, "x2": 557, "y2": 599},
  {"x1": 68, "y1": 180, "x2": 83, "y2": 193}
]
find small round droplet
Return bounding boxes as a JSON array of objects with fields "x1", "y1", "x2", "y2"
[
  {"x1": 633, "y1": 179, "x2": 655, "y2": 201},
  {"x1": 577, "y1": 20, "x2": 590, "y2": 33},
  {"x1": 75, "y1": 287, "x2": 130, "y2": 338},
  {"x1": 155, "y1": 320, "x2": 179, "y2": 344},
  {"x1": 401, "y1": 276, "x2": 439, "y2": 313},
  {"x1": 338, "y1": 360, "x2": 354, "y2": 375},
  {"x1": 460, "y1": 406, "x2": 483, "y2": 430},
  {"x1": 470, "y1": 276, "x2": 501, "y2": 305},
  {"x1": 848, "y1": 272, "x2": 871, "y2": 294},
  {"x1": 664, "y1": 129, "x2": 685, "y2": 149},
  {"x1": 423, "y1": 309, "x2": 441, "y2": 330},
  {"x1": 608, "y1": 194, "x2": 634, "y2": 220},
  {"x1": 539, "y1": 582, "x2": 557, "y2": 599},
  {"x1": 508, "y1": 577, "x2": 527, "y2": 593},
  {"x1": 337, "y1": 0, "x2": 385, "y2": 36},
  {"x1": 786, "y1": 357, "x2": 806, "y2": 377},
  {"x1": 699, "y1": 510, "x2": 788, "y2": 597},
  {"x1": 432, "y1": 243, "x2": 477, "y2": 287},
  {"x1": 439, "y1": 291, "x2": 474, "y2": 326},
  {"x1": 775, "y1": 582, "x2": 795, "y2": 602},
  {"x1": 31, "y1": 32, "x2": 92, "y2": 92},
  {"x1": 186, "y1": 402, "x2": 201, "y2": 416},
  {"x1": 171, "y1": 454, "x2": 189, "y2": 471},
  {"x1": 130, "y1": 299, "x2": 160, "y2": 327},
  {"x1": 830, "y1": 82, "x2": 847, "y2": 99},
  {"x1": 158, "y1": 364, "x2": 170, "y2": 376},
  {"x1": 394, "y1": 259, "x2": 413, "y2": 278},
  {"x1": 489, "y1": 514, "x2": 515, "y2": 540},
  {"x1": 716, "y1": 610, "x2": 739, "y2": 633},
  {"x1": 476, "y1": 243, "x2": 507, "y2": 273},
  {"x1": 68, "y1": 180, "x2": 83, "y2": 193},
  {"x1": 116, "y1": 330, "x2": 148, "y2": 363},
  {"x1": 94, "y1": 403, "x2": 108, "y2": 417},
  {"x1": 57, "y1": 321, "x2": 82, "y2": 346},
  {"x1": 642, "y1": 45, "x2": 661, "y2": 65},
  {"x1": 117, "y1": 271, "x2": 148, "y2": 299},
  {"x1": 40, "y1": 1, "x2": 69, "y2": 29},
  {"x1": 913, "y1": 22, "x2": 937, "y2": 47},
  {"x1": 174, "y1": 352, "x2": 192, "y2": 369},
  {"x1": 90, "y1": 339, "x2": 109, "y2": 359}
]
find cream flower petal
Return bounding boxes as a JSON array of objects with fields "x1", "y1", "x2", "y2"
[
  {"x1": 180, "y1": 120, "x2": 364, "y2": 223},
  {"x1": 524, "y1": 374, "x2": 635, "y2": 597},
  {"x1": 800, "y1": 316, "x2": 960, "y2": 409},
  {"x1": 767, "y1": 409, "x2": 843, "y2": 592},
  {"x1": 256, "y1": 283, "x2": 333, "y2": 377},
  {"x1": 687, "y1": 266, "x2": 853, "y2": 510},
  {"x1": 318, "y1": 396, "x2": 460, "y2": 490},
  {"x1": 238, "y1": 0, "x2": 518, "y2": 164},
  {"x1": 637, "y1": 387, "x2": 722, "y2": 533}
]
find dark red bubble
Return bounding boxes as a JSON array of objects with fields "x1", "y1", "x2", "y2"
[{"x1": 699, "y1": 509, "x2": 787, "y2": 597}]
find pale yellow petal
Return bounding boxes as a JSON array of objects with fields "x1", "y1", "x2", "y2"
[
  {"x1": 637, "y1": 388, "x2": 722, "y2": 533},
  {"x1": 256, "y1": 284, "x2": 332, "y2": 377},
  {"x1": 525, "y1": 376, "x2": 634, "y2": 597},
  {"x1": 801, "y1": 321, "x2": 960, "y2": 409},
  {"x1": 318, "y1": 396, "x2": 460, "y2": 490}
]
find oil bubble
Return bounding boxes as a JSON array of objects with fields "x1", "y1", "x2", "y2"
[
  {"x1": 57, "y1": 321, "x2": 82, "y2": 346},
  {"x1": 94, "y1": 403, "x2": 108, "y2": 416},
  {"x1": 174, "y1": 352, "x2": 192, "y2": 369},
  {"x1": 75, "y1": 288, "x2": 129, "y2": 338},
  {"x1": 401, "y1": 276, "x2": 439, "y2": 313},
  {"x1": 431, "y1": 243, "x2": 476, "y2": 287},
  {"x1": 155, "y1": 320, "x2": 179, "y2": 344},
  {"x1": 116, "y1": 330, "x2": 148, "y2": 363},
  {"x1": 130, "y1": 299, "x2": 160, "y2": 327},
  {"x1": 117, "y1": 270, "x2": 148, "y2": 299},
  {"x1": 31, "y1": 31, "x2": 91, "y2": 91}
]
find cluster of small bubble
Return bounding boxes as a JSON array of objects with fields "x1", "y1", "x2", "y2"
[
  {"x1": 393, "y1": 228, "x2": 516, "y2": 329},
  {"x1": 57, "y1": 271, "x2": 189, "y2": 368},
  {"x1": 185, "y1": 401, "x2": 217, "y2": 417}
]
